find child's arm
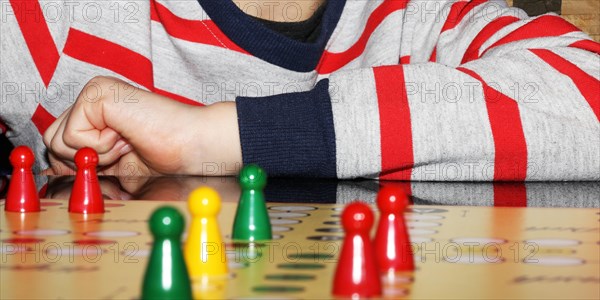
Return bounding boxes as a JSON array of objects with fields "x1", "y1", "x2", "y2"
[
  {"x1": 234, "y1": 0, "x2": 599, "y2": 180},
  {"x1": 45, "y1": 1, "x2": 599, "y2": 180}
]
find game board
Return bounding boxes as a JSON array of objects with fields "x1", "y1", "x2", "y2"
[{"x1": 1, "y1": 199, "x2": 598, "y2": 299}]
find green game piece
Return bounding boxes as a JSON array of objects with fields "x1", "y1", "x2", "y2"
[
  {"x1": 232, "y1": 164, "x2": 272, "y2": 241},
  {"x1": 142, "y1": 206, "x2": 192, "y2": 300}
]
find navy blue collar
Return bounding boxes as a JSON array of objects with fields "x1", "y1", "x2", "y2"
[{"x1": 197, "y1": 0, "x2": 346, "y2": 72}]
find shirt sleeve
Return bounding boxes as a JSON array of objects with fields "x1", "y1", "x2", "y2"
[{"x1": 236, "y1": 0, "x2": 600, "y2": 180}]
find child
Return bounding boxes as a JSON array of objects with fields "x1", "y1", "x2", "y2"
[{"x1": 1, "y1": 0, "x2": 599, "y2": 180}]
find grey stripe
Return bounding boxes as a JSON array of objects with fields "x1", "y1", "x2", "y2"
[
  {"x1": 469, "y1": 50, "x2": 600, "y2": 180},
  {"x1": 329, "y1": 69, "x2": 382, "y2": 179},
  {"x1": 405, "y1": 64, "x2": 495, "y2": 181}
]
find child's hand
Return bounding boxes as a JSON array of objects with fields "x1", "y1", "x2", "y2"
[{"x1": 42, "y1": 76, "x2": 242, "y2": 176}]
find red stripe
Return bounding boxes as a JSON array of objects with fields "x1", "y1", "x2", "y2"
[
  {"x1": 399, "y1": 55, "x2": 410, "y2": 64},
  {"x1": 481, "y1": 15, "x2": 580, "y2": 57},
  {"x1": 317, "y1": 0, "x2": 408, "y2": 74},
  {"x1": 440, "y1": 0, "x2": 487, "y2": 33},
  {"x1": 458, "y1": 67, "x2": 528, "y2": 181},
  {"x1": 31, "y1": 105, "x2": 56, "y2": 136},
  {"x1": 569, "y1": 39, "x2": 600, "y2": 55},
  {"x1": 10, "y1": 0, "x2": 59, "y2": 87},
  {"x1": 461, "y1": 16, "x2": 520, "y2": 64},
  {"x1": 38, "y1": 183, "x2": 48, "y2": 198},
  {"x1": 429, "y1": 47, "x2": 437, "y2": 62},
  {"x1": 493, "y1": 183, "x2": 527, "y2": 207},
  {"x1": 63, "y1": 28, "x2": 154, "y2": 90},
  {"x1": 154, "y1": 88, "x2": 204, "y2": 107},
  {"x1": 150, "y1": 0, "x2": 248, "y2": 54},
  {"x1": 530, "y1": 49, "x2": 600, "y2": 121},
  {"x1": 373, "y1": 66, "x2": 414, "y2": 180}
]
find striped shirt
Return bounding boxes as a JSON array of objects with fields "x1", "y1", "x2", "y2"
[{"x1": 1, "y1": 0, "x2": 599, "y2": 180}]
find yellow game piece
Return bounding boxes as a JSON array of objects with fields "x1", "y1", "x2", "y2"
[{"x1": 184, "y1": 187, "x2": 228, "y2": 278}]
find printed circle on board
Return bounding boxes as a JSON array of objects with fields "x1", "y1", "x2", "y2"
[
  {"x1": 523, "y1": 238, "x2": 581, "y2": 247},
  {"x1": 269, "y1": 206, "x2": 317, "y2": 212},
  {"x1": 269, "y1": 219, "x2": 301, "y2": 225},
  {"x1": 2, "y1": 238, "x2": 45, "y2": 244},
  {"x1": 121, "y1": 249, "x2": 150, "y2": 257},
  {"x1": 14, "y1": 229, "x2": 70, "y2": 236},
  {"x1": 277, "y1": 263, "x2": 326, "y2": 270},
  {"x1": 287, "y1": 253, "x2": 335, "y2": 260},
  {"x1": 265, "y1": 274, "x2": 316, "y2": 281},
  {"x1": 410, "y1": 236, "x2": 434, "y2": 243},
  {"x1": 450, "y1": 237, "x2": 507, "y2": 244},
  {"x1": 323, "y1": 220, "x2": 340, "y2": 225},
  {"x1": 407, "y1": 208, "x2": 448, "y2": 214},
  {"x1": 0, "y1": 244, "x2": 32, "y2": 254},
  {"x1": 46, "y1": 246, "x2": 106, "y2": 257},
  {"x1": 73, "y1": 239, "x2": 117, "y2": 245},
  {"x1": 523, "y1": 257, "x2": 585, "y2": 266},
  {"x1": 315, "y1": 228, "x2": 344, "y2": 233},
  {"x1": 445, "y1": 255, "x2": 504, "y2": 264},
  {"x1": 85, "y1": 230, "x2": 141, "y2": 238},
  {"x1": 408, "y1": 229, "x2": 437, "y2": 235},
  {"x1": 271, "y1": 226, "x2": 292, "y2": 232},
  {"x1": 408, "y1": 221, "x2": 441, "y2": 228},
  {"x1": 406, "y1": 214, "x2": 445, "y2": 221},
  {"x1": 269, "y1": 212, "x2": 309, "y2": 218},
  {"x1": 226, "y1": 242, "x2": 267, "y2": 249},
  {"x1": 306, "y1": 235, "x2": 343, "y2": 241},
  {"x1": 252, "y1": 285, "x2": 304, "y2": 293}
]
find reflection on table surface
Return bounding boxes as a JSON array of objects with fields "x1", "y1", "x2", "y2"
[{"x1": 0, "y1": 175, "x2": 598, "y2": 208}]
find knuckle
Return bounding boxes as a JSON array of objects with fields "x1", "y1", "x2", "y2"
[
  {"x1": 50, "y1": 136, "x2": 64, "y2": 154},
  {"x1": 96, "y1": 141, "x2": 112, "y2": 154},
  {"x1": 99, "y1": 153, "x2": 117, "y2": 167},
  {"x1": 61, "y1": 130, "x2": 78, "y2": 148},
  {"x1": 42, "y1": 131, "x2": 52, "y2": 147},
  {"x1": 80, "y1": 76, "x2": 112, "y2": 103}
]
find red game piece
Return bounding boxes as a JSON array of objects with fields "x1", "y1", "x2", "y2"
[
  {"x1": 68, "y1": 147, "x2": 104, "y2": 214},
  {"x1": 5, "y1": 146, "x2": 40, "y2": 212},
  {"x1": 374, "y1": 186, "x2": 415, "y2": 273},
  {"x1": 332, "y1": 202, "x2": 381, "y2": 298}
]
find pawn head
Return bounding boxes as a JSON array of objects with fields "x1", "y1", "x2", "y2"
[
  {"x1": 188, "y1": 187, "x2": 221, "y2": 217},
  {"x1": 239, "y1": 164, "x2": 266, "y2": 190},
  {"x1": 74, "y1": 147, "x2": 99, "y2": 169},
  {"x1": 376, "y1": 186, "x2": 410, "y2": 213},
  {"x1": 9, "y1": 146, "x2": 35, "y2": 169},
  {"x1": 341, "y1": 202, "x2": 374, "y2": 233},
  {"x1": 149, "y1": 206, "x2": 185, "y2": 238}
]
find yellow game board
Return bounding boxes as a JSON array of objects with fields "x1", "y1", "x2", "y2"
[{"x1": 1, "y1": 199, "x2": 599, "y2": 299}]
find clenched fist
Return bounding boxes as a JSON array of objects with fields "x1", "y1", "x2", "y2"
[{"x1": 43, "y1": 76, "x2": 242, "y2": 176}]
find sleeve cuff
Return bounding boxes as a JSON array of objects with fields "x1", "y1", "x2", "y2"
[{"x1": 235, "y1": 79, "x2": 337, "y2": 177}]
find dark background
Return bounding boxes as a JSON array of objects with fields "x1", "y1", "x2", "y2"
[
  {"x1": 514, "y1": 0, "x2": 562, "y2": 16},
  {"x1": 0, "y1": 135, "x2": 11, "y2": 175}
]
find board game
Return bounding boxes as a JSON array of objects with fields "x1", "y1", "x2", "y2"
[{"x1": 1, "y1": 198, "x2": 598, "y2": 299}]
